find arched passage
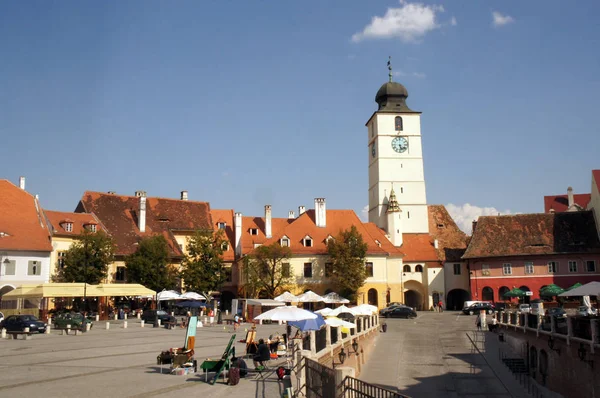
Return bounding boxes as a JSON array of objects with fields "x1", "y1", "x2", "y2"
[
  {"x1": 482, "y1": 286, "x2": 494, "y2": 302},
  {"x1": 0, "y1": 285, "x2": 15, "y2": 309},
  {"x1": 446, "y1": 289, "x2": 470, "y2": 311},
  {"x1": 367, "y1": 288, "x2": 378, "y2": 307},
  {"x1": 520, "y1": 285, "x2": 531, "y2": 304},
  {"x1": 499, "y1": 286, "x2": 510, "y2": 301},
  {"x1": 403, "y1": 280, "x2": 425, "y2": 310}
]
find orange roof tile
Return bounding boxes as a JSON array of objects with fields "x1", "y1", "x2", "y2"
[
  {"x1": 211, "y1": 209, "x2": 235, "y2": 262},
  {"x1": 544, "y1": 193, "x2": 591, "y2": 213},
  {"x1": 428, "y1": 205, "x2": 468, "y2": 262},
  {"x1": 45, "y1": 210, "x2": 104, "y2": 236},
  {"x1": 0, "y1": 180, "x2": 52, "y2": 252},
  {"x1": 401, "y1": 234, "x2": 439, "y2": 262}
]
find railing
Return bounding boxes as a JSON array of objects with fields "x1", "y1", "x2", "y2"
[
  {"x1": 498, "y1": 347, "x2": 546, "y2": 398},
  {"x1": 572, "y1": 318, "x2": 592, "y2": 340},
  {"x1": 339, "y1": 376, "x2": 409, "y2": 398},
  {"x1": 305, "y1": 357, "x2": 336, "y2": 398}
]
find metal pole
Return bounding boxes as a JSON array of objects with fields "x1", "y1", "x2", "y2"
[{"x1": 84, "y1": 240, "x2": 87, "y2": 315}]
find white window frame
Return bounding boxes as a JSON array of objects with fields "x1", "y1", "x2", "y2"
[
  {"x1": 65, "y1": 223, "x2": 73, "y2": 232},
  {"x1": 502, "y1": 263, "x2": 512, "y2": 275},
  {"x1": 547, "y1": 261, "x2": 558, "y2": 274},
  {"x1": 280, "y1": 236, "x2": 290, "y2": 247},
  {"x1": 3, "y1": 259, "x2": 16, "y2": 276},
  {"x1": 586, "y1": 260, "x2": 596, "y2": 272},
  {"x1": 89, "y1": 224, "x2": 97, "y2": 232},
  {"x1": 524, "y1": 262, "x2": 534, "y2": 274},
  {"x1": 249, "y1": 228, "x2": 258, "y2": 236},
  {"x1": 217, "y1": 222, "x2": 226, "y2": 230},
  {"x1": 568, "y1": 260, "x2": 577, "y2": 273},
  {"x1": 482, "y1": 264, "x2": 490, "y2": 276},
  {"x1": 28, "y1": 260, "x2": 41, "y2": 276},
  {"x1": 303, "y1": 236, "x2": 313, "y2": 247}
]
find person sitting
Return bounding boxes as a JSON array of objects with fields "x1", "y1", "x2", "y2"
[
  {"x1": 269, "y1": 333, "x2": 281, "y2": 353},
  {"x1": 253, "y1": 339, "x2": 271, "y2": 369}
]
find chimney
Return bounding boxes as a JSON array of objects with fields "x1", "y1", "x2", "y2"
[
  {"x1": 265, "y1": 205, "x2": 272, "y2": 238},
  {"x1": 139, "y1": 196, "x2": 147, "y2": 233},
  {"x1": 298, "y1": 206, "x2": 306, "y2": 216},
  {"x1": 288, "y1": 210, "x2": 295, "y2": 219},
  {"x1": 472, "y1": 220, "x2": 478, "y2": 235},
  {"x1": 315, "y1": 198, "x2": 326, "y2": 228},
  {"x1": 135, "y1": 190, "x2": 146, "y2": 197},
  {"x1": 434, "y1": 239, "x2": 439, "y2": 249},
  {"x1": 567, "y1": 186, "x2": 574, "y2": 208},
  {"x1": 19, "y1": 176, "x2": 25, "y2": 190},
  {"x1": 181, "y1": 191, "x2": 188, "y2": 201},
  {"x1": 234, "y1": 212, "x2": 242, "y2": 257}
]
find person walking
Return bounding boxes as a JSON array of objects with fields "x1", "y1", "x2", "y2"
[
  {"x1": 475, "y1": 313, "x2": 482, "y2": 331},
  {"x1": 438, "y1": 300, "x2": 443, "y2": 313}
]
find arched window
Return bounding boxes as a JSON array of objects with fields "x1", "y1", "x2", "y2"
[
  {"x1": 499, "y1": 286, "x2": 510, "y2": 300},
  {"x1": 395, "y1": 116, "x2": 403, "y2": 131},
  {"x1": 403, "y1": 264, "x2": 411, "y2": 272},
  {"x1": 482, "y1": 286, "x2": 494, "y2": 302},
  {"x1": 415, "y1": 264, "x2": 423, "y2": 272}
]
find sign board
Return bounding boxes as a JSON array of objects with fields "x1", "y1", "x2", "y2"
[{"x1": 526, "y1": 291, "x2": 533, "y2": 296}]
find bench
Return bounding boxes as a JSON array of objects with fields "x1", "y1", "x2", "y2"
[{"x1": 7, "y1": 331, "x2": 34, "y2": 340}]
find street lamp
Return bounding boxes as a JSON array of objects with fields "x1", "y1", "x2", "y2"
[{"x1": 332, "y1": 347, "x2": 347, "y2": 368}]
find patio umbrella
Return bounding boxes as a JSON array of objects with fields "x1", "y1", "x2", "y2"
[
  {"x1": 288, "y1": 313, "x2": 326, "y2": 332},
  {"x1": 540, "y1": 284, "x2": 565, "y2": 297},
  {"x1": 175, "y1": 300, "x2": 206, "y2": 308},
  {"x1": 322, "y1": 292, "x2": 350, "y2": 304},
  {"x1": 354, "y1": 304, "x2": 378, "y2": 315},
  {"x1": 274, "y1": 291, "x2": 299, "y2": 302},
  {"x1": 324, "y1": 317, "x2": 357, "y2": 329},
  {"x1": 315, "y1": 308, "x2": 333, "y2": 316},
  {"x1": 180, "y1": 292, "x2": 206, "y2": 301},
  {"x1": 157, "y1": 290, "x2": 182, "y2": 301},
  {"x1": 328, "y1": 305, "x2": 359, "y2": 317},
  {"x1": 565, "y1": 282, "x2": 583, "y2": 292},
  {"x1": 296, "y1": 291, "x2": 325, "y2": 303},
  {"x1": 559, "y1": 281, "x2": 600, "y2": 297},
  {"x1": 254, "y1": 306, "x2": 317, "y2": 322},
  {"x1": 503, "y1": 288, "x2": 526, "y2": 298}
]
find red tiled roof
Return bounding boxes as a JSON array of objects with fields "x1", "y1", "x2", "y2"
[
  {"x1": 241, "y1": 216, "x2": 293, "y2": 254},
  {"x1": 0, "y1": 180, "x2": 52, "y2": 252},
  {"x1": 544, "y1": 193, "x2": 591, "y2": 213},
  {"x1": 211, "y1": 209, "x2": 235, "y2": 262},
  {"x1": 45, "y1": 210, "x2": 104, "y2": 236},
  {"x1": 428, "y1": 205, "x2": 468, "y2": 262},
  {"x1": 593, "y1": 170, "x2": 600, "y2": 193},
  {"x1": 402, "y1": 234, "x2": 439, "y2": 262},
  {"x1": 463, "y1": 211, "x2": 600, "y2": 259},
  {"x1": 77, "y1": 191, "x2": 212, "y2": 256}
]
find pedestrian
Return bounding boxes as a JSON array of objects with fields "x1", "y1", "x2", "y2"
[
  {"x1": 475, "y1": 314, "x2": 482, "y2": 331},
  {"x1": 433, "y1": 302, "x2": 438, "y2": 312},
  {"x1": 438, "y1": 300, "x2": 443, "y2": 313}
]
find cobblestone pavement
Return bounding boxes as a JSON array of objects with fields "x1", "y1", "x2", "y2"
[
  {"x1": 0, "y1": 320, "x2": 289, "y2": 398},
  {"x1": 360, "y1": 311, "x2": 547, "y2": 398}
]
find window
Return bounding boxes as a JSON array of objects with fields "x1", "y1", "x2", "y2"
[
  {"x1": 57, "y1": 252, "x2": 66, "y2": 269},
  {"x1": 453, "y1": 263, "x2": 461, "y2": 275},
  {"x1": 250, "y1": 228, "x2": 258, "y2": 235},
  {"x1": 403, "y1": 264, "x2": 411, "y2": 272},
  {"x1": 586, "y1": 260, "x2": 596, "y2": 272},
  {"x1": 64, "y1": 222, "x2": 73, "y2": 232},
  {"x1": 547, "y1": 261, "x2": 558, "y2": 273},
  {"x1": 3, "y1": 259, "x2": 16, "y2": 276},
  {"x1": 304, "y1": 237, "x2": 313, "y2": 247},
  {"x1": 218, "y1": 222, "x2": 226, "y2": 229},
  {"x1": 400, "y1": 187, "x2": 404, "y2": 194},
  {"x1": 221, "y1": 242, "x2": 229, "y2": 251},
  {"x1": 482, "y1": 264, "x2": 490, "y2": 276},
  {"x1": 303, "y1": 263, "x2": 312, "y2": 278},
  {"x1": 88, "y1": 224, "x2": 97, "y2": 232},
  {"x1": 365, "y1": 262, "x2": 374, "y2": 277},
  {"x1": 407, "y1": 211, "x2": 410, "y2": 219},
  {"x1": 394, "y1": 116, "x2": 403, "y2": 131},
  {"x1": 415, "y1": 264, "x2": 423, "y2": 272},
  {"x1": 325, "y1": 262, "x2": 333, "y2": 277},
  {"x1": 282, "y1": 263, "x2": 291, "y2": 278},
  {"x1": 115, "y1": 266, "x2": 126, "y2": 282},
  {"x1": 568, "y1": 261, "x2": 577, "y2": 273},
  {"x1": 28, "y1": 260, "x2": 41, "y2": 276},
  {"x1": 502, "y1": 263, "x2": 512, "y2": 275},
  {"x1": 281, "y1": 237, "x2": 290, "y2": 247},
  {"x1": 525, "y1": 262, "x2": 534, "y2": 274}
]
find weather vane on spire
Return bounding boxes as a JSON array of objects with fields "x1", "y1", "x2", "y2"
[{"x1": 387, "y1": 56, "x2": 392, "y2": 82}]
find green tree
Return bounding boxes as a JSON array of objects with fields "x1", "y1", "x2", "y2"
[
  {"x1": 125, "y1": 235, "x2": 178, "y2": 292},
  {"x1": 54, "y1": 230, "x2": 115, "y2": 284},
  {"x1": 326, "y1": 225, "x2": 369, "y2": 302},
  {"x1": 243, "y1": 243, "x2": 293, "y2": 299},
  {"x1": 180, "y1": 229, "x2": 227, "y2": 299}
]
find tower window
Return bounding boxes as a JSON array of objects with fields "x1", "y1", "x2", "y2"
[
  {"x1": 395, "y1": 116, "x2": 403, "y2": 131},
  {"x1": 400, "y1": 187, "x2": 403, "y2": 194},
  {"x1": 407, "y1": 211, "x2": 410, "y2": 219}
]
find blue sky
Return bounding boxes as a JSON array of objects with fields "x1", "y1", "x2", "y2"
[{"x1": 1, "y1": 1, "x2": 599, "y2": 232}]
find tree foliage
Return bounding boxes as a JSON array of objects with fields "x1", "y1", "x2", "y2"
[
  {"x1": 125, "y1": 235, "x2": 178, "y2": 292},
  {"x1": 326, "y1": 225, "x2": 369, "y2": 301},
  {"x1": 54, "y1": 230, "x2": 115, "y2": 284},
  {"x1": 180, "y1": 229, "x2": 227, "y2": 299},
  {"x1": 243, "y1": 243, "x2": 293, "y2": 299}
]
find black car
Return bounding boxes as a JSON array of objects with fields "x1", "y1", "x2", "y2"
[
  {"x1": 141, "y1": 310, "x2": 175, "y2": 324},
  {"x1": 379, "y1": 304, "x2": 412, "y2": 316},
  {"x1": 385, "y1": 307, "x2": 417, "y2": 319},
  {"x1": 0, "y1": 315, "x2": 47, "y2": 333},
  {"x1": 546, "y1": 307, "x2": 567, "y2": 318},
  {"x1": 463, "y1": 303, "x2": 495, "y2": 315}
]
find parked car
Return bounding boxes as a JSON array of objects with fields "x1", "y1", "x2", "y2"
[
  {"x1": 462, "y1": 303, "x2": 495, "y2": 315},
  {"x1": 54, "y1": 313, "x2": 93, "y2": 329},
  {"x1": 0, "y1": 315, "x2": 47, "y2": 333},
  {"x1": 379, "y1": 304, "x2": 411, "y2": 316},
  {"x1": 385, "y1": 307, "x2": 417, "y2": 319},
  {"x1": 493, "y1": 303, "x2": 507, "y2": 312},
  {"x1": 577, "y1": 306, "x2": 598, "y2": 317},
  {"x1": 141, "y1": 310, "x2": 175, "y2": 324},
  {"x1": 518, "y1": 304, "x2": 531, "y2": 314},
  {"x1": 546, "y1": 307, "x2": 567, "y2": 318}
]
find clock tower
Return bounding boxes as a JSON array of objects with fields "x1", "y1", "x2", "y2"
[{"x1": 367, "y1": 71, "x2": 429, "y2": 235}]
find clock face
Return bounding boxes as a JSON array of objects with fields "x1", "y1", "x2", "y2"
[
  {"x1": 391, "y1": 136, "x2": 408, "y2": 153},
  {"x1": 371, "y1": 142, "x2": 376, "y2": 158}
]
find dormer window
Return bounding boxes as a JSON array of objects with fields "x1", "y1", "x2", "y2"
[
  {"x1": 303, "y1": 236, "x2": 313, "y2": 247},
  {"x1": 249, "y1": 228, "x2": 258, "y2": 236},
  {"x1": 281, "y1": 236, "x2": 290, "y2": 247},
  {"x1": 221, "y1": 242, "x2": 229, "y2": 251},
  {"x1": 0, "y1": 231, "x2": 10, "y2": 238},
  {"x1": 395, "y1": 116, "x2": 403, "y2": 131},
  {"x1": 218, "y1": 222, "x2": 226, "y2": 230},
  {"x1": 84, "y1": 223, "x2": 96, "y2": 232},
  {"x1": 325, "y1": 235, "x2": 335, "y2": 244},
  {"x1": 375, "y1": 239, "x2": 381, "y2": 247},
  {"x1": 64, "y1": 223, "x2": 73, "y2": 232}
]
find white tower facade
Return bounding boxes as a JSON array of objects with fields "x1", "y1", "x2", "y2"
[{"x1": 367, "y1": 79, "x2": 429, "y2": 234}]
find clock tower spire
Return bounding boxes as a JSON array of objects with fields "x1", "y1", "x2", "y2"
[{"x1": 366, "y1": 62, "x2": 429, "y2": 236}]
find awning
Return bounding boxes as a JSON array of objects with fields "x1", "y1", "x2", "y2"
[
  {"x1": 96, "y1": 284, "x2": 156, "y2": 297},
  {"x1": 247, "y1": 299, "x2": 286, "y2": 307},
  {"x1": 2, "y1": 283, "x2": 155, "y2": 299}
]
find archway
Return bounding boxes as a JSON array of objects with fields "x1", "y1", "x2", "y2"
[
  {"x1": 367, "y1": 288, "x2": 378, "y2": 307},
  {"x1": 499, "y1": 286, "x2": 510, "y2": 301},
  {"x1": 404, "y1": 290, "x2": 422, "y2": 310},
  {"x1": 403, "y1": 265, "x2": 411, "y2": 272},
  {"x1": 0, "y1": 285, "x2": 15, "y2": 310},
  {"x1": 446, "y1": 289, "x2": 470, "y2": 311},
  {"x1": 482, "y1": 286, "x2": 494, "y2": 302},
  {"x1": 520, "y1": 285, "x2": 531, "y2": 304},
  {"x1": 220, "y1": 290, "x2": 235, "y2": 311}
]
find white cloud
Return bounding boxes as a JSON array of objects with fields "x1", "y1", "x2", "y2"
[
  {"x1": 492, "y1": 11, "x2": 514, "y2": 27},
  {"x1": 352, "y1": 1, "x2": 447, "y2": 43},
  {"x1": 394, "y1": 70, "x2": 426, "y2": 79},
  {"x1": 450, "y1": 16, "x2": 457, "y2": 26},
  {"x1": 445, "y1": 203, "x2": 514, "y2": 234},
  {"x1": 360, "y1": 205, "x2": 369, "y2": 222},
  {"x1": 412, "y1": 71, "x2": 426, "y2": 79}
]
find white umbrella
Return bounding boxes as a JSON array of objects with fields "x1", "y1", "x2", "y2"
[
  {"x1": 315, "y1": 308, "x2": 334, "y2": 316},
  {"x1": 181, "y1": 292, "x2": 206, "y2": 301},
  {"x1": 322, "y1": 292, "x2": 350, "y2": 304},
  {"x1": 296, "y1": 291, "x2": 324, "y2": 303},
  {"x1": 274, "y1": 291, "x2": 299, "y2": 302},
  {"x1": 354, "y1": 304, "x2": 378, "y2": 315},
  {"x1": 558, "y1": 281, "x2": 600, "y2": 297},
  {"x1": 328, "y1": 305, "x2": 359, "y2": 317},
  {"x1": 157, "y1": 290, "x2": 182, "y2": 301},
  {"x1": 254, "y1": 306, "x2": 318, "y2": 322},
  {"x1": 324, "y1": 317, "x2": 357, "y2": 329}
]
